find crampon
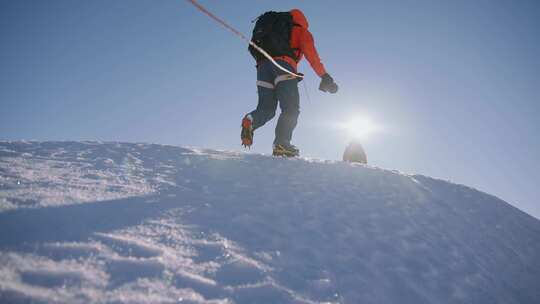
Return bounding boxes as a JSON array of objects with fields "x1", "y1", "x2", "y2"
[
  {"x1": 272, "y1": 144, "x2": 299, "y2": 157},
  {"x1": 241, "y1": 116, "x2": 254, "y2": 148}
]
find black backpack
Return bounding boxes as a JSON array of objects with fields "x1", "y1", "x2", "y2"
[{"x1": 248, "y1": 11, "x2": 298, "y2": 62}]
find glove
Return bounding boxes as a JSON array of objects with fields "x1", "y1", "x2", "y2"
[{"x1": 319, "y1": 73, "x2": 338, "y2": 94}]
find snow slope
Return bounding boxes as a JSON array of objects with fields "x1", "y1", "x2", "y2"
[{"x1": 0, "y1": 141, "x2": 539, "y2": 303}]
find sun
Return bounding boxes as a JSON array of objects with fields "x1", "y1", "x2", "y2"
[{"x1": 340, "y1": 116, "x2": 380, "y2": 140}]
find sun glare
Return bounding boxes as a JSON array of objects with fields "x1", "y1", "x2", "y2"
[{"x1": 340, "y1": 116, "x2": 380, "y2": 140}]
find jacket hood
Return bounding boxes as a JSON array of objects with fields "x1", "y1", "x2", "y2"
[{"x1": 290, "y1": 9, "x2": 309, "y2": 28}]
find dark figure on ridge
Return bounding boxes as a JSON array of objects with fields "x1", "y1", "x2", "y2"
[{"x1": 343, "y1": 140, "x2": 367, "y2": 164}]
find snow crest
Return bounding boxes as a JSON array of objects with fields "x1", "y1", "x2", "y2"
[{"x1": 0, "y1": 142, "x2": 175, "y2": 212}]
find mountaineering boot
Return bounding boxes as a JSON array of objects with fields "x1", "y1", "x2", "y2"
[
  {"x1": 241, "y1": 115, "x2": 254, "y2": 148},
  {"x1": 272, "y1": 143, "x2": 300, "y2": 157}
]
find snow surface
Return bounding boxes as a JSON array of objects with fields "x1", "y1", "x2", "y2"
[{"x1": 0, "y1": 141, "x2": 539, "y2": 303}]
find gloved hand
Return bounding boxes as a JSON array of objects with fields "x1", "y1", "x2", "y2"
[{"x1": 319, "y1": 73, "x2": 338, "y2": 94}]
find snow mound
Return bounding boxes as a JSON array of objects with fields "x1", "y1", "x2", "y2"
[{"x1": 0, "y1": 141, "x2": 539, "y2": 303}]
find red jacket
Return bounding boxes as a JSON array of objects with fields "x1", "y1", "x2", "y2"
[{"x1": 273, "y1": 9, "x2": 327, "y2": 77}]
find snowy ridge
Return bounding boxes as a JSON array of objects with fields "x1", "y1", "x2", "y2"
[
  {"x1": 0, "y1": 141, "x2": 175, "y2": 212},
  {"x1": 0, "y1": 141, "x2": 539, "y2": 303}
]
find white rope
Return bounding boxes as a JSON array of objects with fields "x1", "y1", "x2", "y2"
[{"x1": 186, "y1": 0, "x2": 304, "y2": 79}]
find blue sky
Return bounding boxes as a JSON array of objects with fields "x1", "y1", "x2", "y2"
[{"x1": 1, "y1": 0, "x2": 539, "y2": 218}]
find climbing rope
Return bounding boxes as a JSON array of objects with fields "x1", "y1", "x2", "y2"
[{"x1": 186, "y1": 0, "x2": 304, "y2": 79}]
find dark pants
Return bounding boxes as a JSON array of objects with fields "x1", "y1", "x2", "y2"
[{"x1": 248, "y1": 60, "x2": 300, "y2": 146}]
